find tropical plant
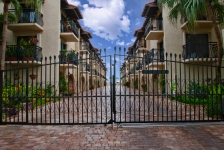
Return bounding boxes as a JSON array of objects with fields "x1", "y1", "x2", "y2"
[
  {"x1": 134, "y1": 79, "x2": 138, "y2": 89},
  {"x1": 5, "y1": 46, "x2": 16, "y2": 57},
  {"x1": 187, "y1": 81, "x2": 209, "y2": 99},
  {"x1": 158, "y1": 74, "x2": 166, "y2": 93},
  {"x1": 141, "y1": 84, "x2": 147, "y2": 92},
  {"x1": 59, "y1": 73, "x2": 68, "y2": 94},
  {"x1": 0, "y1": 13, "x2": 16, "y2": 40},
  {"x1": 124, "y1": 81, "x2": 130, "y2": 87},
  {"x1": 157, "y1": 0, "x2": 224, "y2": 79},
  {"x1": 0, "y1": 0, "x2": 42, "y2": 70}
]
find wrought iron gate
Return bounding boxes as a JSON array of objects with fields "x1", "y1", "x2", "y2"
[
  {"x1": 0, "y1": 54, "x2": 113, "y2": 125},
  {"x1": 113, "y1": 49, "x2": 224, "y2": 123},
  {"x1": 1, "y1": 49, "x2": 224, "y2": 125}
]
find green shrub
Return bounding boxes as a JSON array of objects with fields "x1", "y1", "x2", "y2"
[
  {"x1": 141, "y1": 84, "x2": 147, "y2": 92},
  {"x1": 59, "y1": 74, "x2": 68, "y2": 93},
  {"x1": 206, "y1": 98, "x2": 222, "y2": 118},
  {"x1": 187, "y1": 82, "x2": 209, "y2": 99},
  {"x1": 158, "y1": 74, "x2": 165, "y2": 93},
  {"x1": 124, "y1": 81, "x2": 130, "y2": 87}
]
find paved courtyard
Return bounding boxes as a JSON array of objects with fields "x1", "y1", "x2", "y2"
[
  {"x1": 0, "y1": 123, "x2": 224, "y2": 149},
  {"x1": 3, "y1": 86, "x2": 216, "y2": 124}
]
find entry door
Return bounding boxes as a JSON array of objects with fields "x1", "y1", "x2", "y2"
[{"x1": 185, "y1": 34, "x2": 209, "y2": 58}]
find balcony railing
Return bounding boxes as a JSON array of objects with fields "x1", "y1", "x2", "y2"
[
  {"x1": 80, "y1": 63, "x2": 90, "y2": 72},
  {"x1": 60, "y1": 50, "x2": 78, "y2": 65},
  {"x1": 145, "y1": 49, "x2": 164, "y2": 65},
  {"x1": 6, "y1": 45, "x2": 42, "y2": 61},
  {"x1": 90, "y1": 69, "x2": 99, "y2": 76},
  {"x1": 8, "y1": 9, "x2": 43, "y2": 26},
  {"x1": 144, "y1": 19, "x2": 163, "y2": 37},
  {"x1": 61, "y1": 20, "x2": 79, "y2": 38},
  {"x1": 128, "y1": 67, "x2": 136, "y2": 75},
  {"x1": 80, "y1": 41, "x2": 91, "y2": 53},
  {"x1": 182, "y1": 42, "x2": 218, "y2": 59}
]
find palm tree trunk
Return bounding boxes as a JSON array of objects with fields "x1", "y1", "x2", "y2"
[
  {"x1": 205, "y1": 0, "x2": 223, "y2": 80},
  {"x1": 0, "y1": 2, "x2": 10, "y2": 71}
]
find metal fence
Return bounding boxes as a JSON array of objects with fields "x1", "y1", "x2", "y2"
[
  {"x1": 0, "y1": 55, "x2": 110, "y2": 125},
  {"x1": 0, "y1": 50, "x2": 223, "y2": 125}
]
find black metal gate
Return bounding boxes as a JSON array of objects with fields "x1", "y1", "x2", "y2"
[
  {"x1": 0, "y1": 53, "x2": 113, "y2": 125},
  {"x1": 113, "y1": 48, "x2": 224, "y2": 123},
  {"x1": 1, "y1": 48, "x2": 224, "y2": 125}
]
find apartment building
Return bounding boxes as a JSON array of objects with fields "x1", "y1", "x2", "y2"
[
  {"x1": 0, "y1": 0, "x2": 107, "y2": 94},
  {"x1": 122, "y1": 0, "x2": 224, "y2": 94}
]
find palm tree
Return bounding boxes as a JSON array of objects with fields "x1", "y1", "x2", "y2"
[
  {"x1": 158, "y1": 0, "x2": 224, "y2": 79},
  {"x1": 0, "y1": 0, "x2": 42, "y2": 70}
]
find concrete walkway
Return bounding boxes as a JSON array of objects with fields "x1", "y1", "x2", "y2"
[{"x1": 0, "y1": 123, "x2": 224, "y2": 149}]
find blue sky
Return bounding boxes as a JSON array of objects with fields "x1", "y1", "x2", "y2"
[{"x1": 67, "y1": 0, "x2": 151, "y2": 81}]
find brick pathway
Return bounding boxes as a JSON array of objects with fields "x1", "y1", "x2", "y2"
[
  {"x1": 4, "y1": 86, "x2": 216, "y2": 124},
  {"x1": 0, "y1": 123, "x2": 224, "y2": 149}
]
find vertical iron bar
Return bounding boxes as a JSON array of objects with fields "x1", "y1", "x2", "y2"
[
  {"x1": 170, "y1": 53, "x2": 173, "y2": 121},
  {"x1": 175, "y1": 54, "x2": 177, "y2": 121},
  {"x1": 0, "y1": 71, "x2": 3, "y2": 124},
  {"x1": 26, "y1": 68, "x2": 29, "y2": 124}
]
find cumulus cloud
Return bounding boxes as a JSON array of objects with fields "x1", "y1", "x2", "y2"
[
  {"x1": 116, "y1": 40, "x2": 125, "y2": 46},
  {"x1": 81, "y1": 0, "x2": 130, "y2": 41},
  {"x1": 67, "y1": 0, "x2": 81, "y2": 6}
]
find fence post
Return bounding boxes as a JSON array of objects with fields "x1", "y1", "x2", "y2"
[{"x1": 0, "y1": 71, "x2": 3, "y2": 124}]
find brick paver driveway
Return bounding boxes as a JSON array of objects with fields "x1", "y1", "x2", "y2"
[
  {"x1": 4, "y1": 85, "x2": 213, "y2": 124},
  {"x1": 0, "y1": 123, "x2": 224, "y2": 149}
]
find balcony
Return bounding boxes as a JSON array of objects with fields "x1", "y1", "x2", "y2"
[
  {"x1": 145, "y1": 49, "x2": 164, "y2": 67},
  {"x1": 5, "y1": 45, "x2": 42, "y2": 64},
  {"x1": 60, "y1": 50, "x2": 78, "y2": 67},
  {"x1": 181, "y1": 17, "x2": 214, "y2": 31},
  {"x1": 144, "y1": 19, "x2": 163, "y2": 40},
  {"x1": 90, "y1": 69, "x2": 99, "y2": 76},
  {"x1": 80, "y1": 63, "x2": 90, "y2": 72},
  {"x1": 80, "y1": 42, "x2": 91, "y2": 54},
  {"x1": 182, "y1": 42, "x2": 218, "y2": 62},
  {"x1": 128, "y1": 67, "x2": 137, "y2": 75},
  {"x1": 136, "y1": 61, "x2": 142, "y2": 70},
  {"x1": 60, "y1": 20, "x2": 79, "y2": 42},
  {"x1": 8, "y1": 9, "x2": 43, "y2": 32}
]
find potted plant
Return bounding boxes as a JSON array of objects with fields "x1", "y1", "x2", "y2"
[
  {"x1": 29, "y1": 36, "x2": 39, "y2": 45},
  {"x1": 5, "y1": 46, "x2": 17, "y2": 61},
  {"x1": 23, "y1": 46, "x2": 34, "y2": 61},
  {"x1": 29, "y1": 74, "x2": 38, "y2": 80}
]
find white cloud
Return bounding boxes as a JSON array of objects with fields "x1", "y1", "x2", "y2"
[
  {"x1": 107, "y1": 47, "x2": 111, "y2": 50},
  {"x1": 131, "y1": 37, "x2": 135, "y2": 43},
  {"x1": 135, "y1": 18, "x2": 140, "y2": 26},
  {"x1": 98, "y1": 43, "x2": 102, "y2": 46},
  {"x1": 116, "y1": 40, "x2": 125, "y2": 46},
  {"x1": 67, "y1": 0, "x2": 81, "y2": 6},
  {"x1": 126, "y1": 38, "x2": 135, "y2": 46},
  {"x1": 81, "y1": 0, "x2": 130, "y2": 41},
  {"x1": 127, "y1": 10, "x2": 132, "y2": 15}
]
